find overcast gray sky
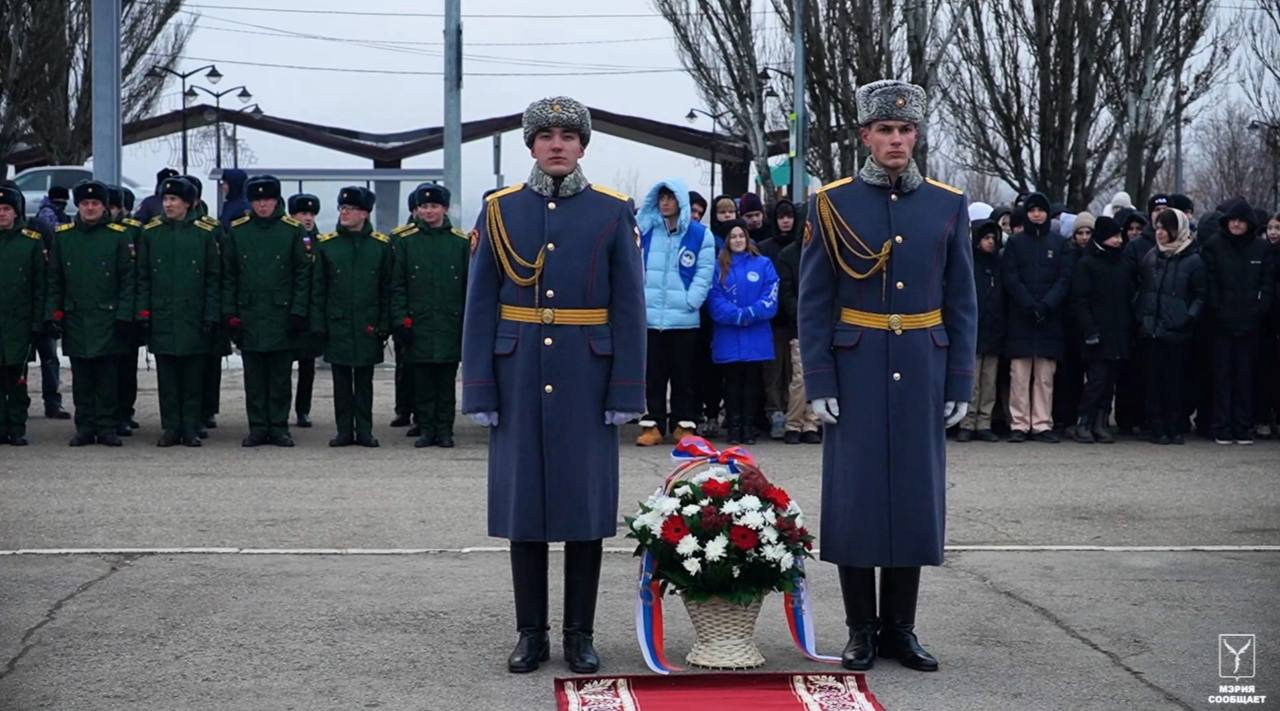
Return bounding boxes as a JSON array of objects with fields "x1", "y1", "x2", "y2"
[{"x1": 123, "y1": 0, "x2": 766, "y2": 223}]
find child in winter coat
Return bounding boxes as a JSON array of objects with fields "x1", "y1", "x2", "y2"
[
  {"x1": 958, "y1": 220, "x2": 1005, "y2": 441},
  {"x1": 707, "y1": 219, "x2": 778, "y2": 445},
  {"x1": 1069, "y1": 215, "x2": 1133, "y2": 443}
]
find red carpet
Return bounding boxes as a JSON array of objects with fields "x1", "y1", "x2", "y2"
[{"x1": 556, "y1": 672, "x2": 885, "y2": 710}]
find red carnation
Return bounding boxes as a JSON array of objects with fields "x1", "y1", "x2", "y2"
[
  {"x1": 365, "y1": 324, "x2": 376, "y2": 335},
  {"x1": 701, "y1": 478, "x2": 732, "y2": 499},
  {"x1": 660, "y1": 516, "x2": 689, "y2": 545},
  {"x1": 137, "y1": 309, "x2": 151, "y2": 320},
  {"x1": 227, "y1": 316, "x2": 242, "y2": 329},
  {"x1": 52, "y1": 310, "x2": 64, "y2": 322},
  {"x1": 739, "y1": 469, "x2": 770, "y2": 496},
  {"x1": 763, "y1": 485, "x2": 791, "y2": 510},
  {"x1": 699, "y1": 506, "x2": 731, "y2": 532},
  {"x1": 729, "y1": 525, "x2": 759, "y2": 551},
  {"x1": 402, "y1": 317, "x2": 413, "y2": 329}
]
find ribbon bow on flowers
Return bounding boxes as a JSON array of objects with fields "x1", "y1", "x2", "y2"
[{"x1": 671, "y1": 435, "x2": 756, "y2": 470}]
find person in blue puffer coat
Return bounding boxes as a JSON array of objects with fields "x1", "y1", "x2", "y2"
[
  {"x1": 709, "y1": 218, "x2": 778, "y2": 445},
  {"x1": 634, "y1": 178, "x2": 717, "y2": 446}
]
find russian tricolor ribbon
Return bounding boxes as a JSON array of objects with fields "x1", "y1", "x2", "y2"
[{"x1": 671, "y1": 435, "x2": 756, "y2": 470}]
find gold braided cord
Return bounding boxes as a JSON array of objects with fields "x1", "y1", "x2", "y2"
[
  {"x1": 486, "y1": 198, "x2": 544, "y2": 287},
  {"x1": 816, "y1": 191, "x2": 893, "y2": 298},
  {"x1": 840, "y1": 308, "x2": 942, "y2": 331}
]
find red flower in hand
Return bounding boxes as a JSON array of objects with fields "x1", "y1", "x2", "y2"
[
  {"x1": 660, "y1": 516, "x2": 689, "y2": 545},
  {"x1": 402, "y1": 317, "x2": 413, "y2": 329},
  {"x1": 365, "y1": 324, "x2": 375, "y2": 336},
  {"x1": 227, "y1": 315, "x2": 242, "y2": 329},
  {"x1": 701, "y1": 478, "x2": 732, "y2": 499},
  {"x1": 729, "y1": 525, "x2": 759, "y2": 551},
  {"x1": 52, "y1": 310, "x2": 64, "y2": 322},
  {"x1": 137, "y1": 309, "x2": 151, "y2": 320},
  {"x1": 700, "y1": 506, "x2": 731, "y2": 532},
  {"x1": 763, "y1": 485, "x2": 791, "y2": 510}
]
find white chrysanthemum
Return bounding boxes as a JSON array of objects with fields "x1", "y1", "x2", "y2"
[
  {"x1": 760, "y1": 526, "x2": 779, "y2": 544},
  {"x1": 738, "y1": 510, "x2": 766, "y2": 530},
  {"x1": 683, "y1": 558, "x2": 702, "y2": 575},
  {"x1": 738, "y1": 495, "x2": 762, "y2": 511},
  {"x1": 635, "y1": 510, "x2": 664, "y2": 532},
  {"x1": 704, "y1": 534, "x2": 728, "y2": 562},
  {"x1": 681, "y1": 504, "x2": 701, "y2": 516},
  {"x1": 762, "y1": 508, "x2": 777, "y2": 525},
  {"x1": 794, "y1": 514, "x2": 806, "y2": 529},
  {"x1": 761, "y1": 543, "x2": 787, "y2": 562},
  {"x1": 720, "y1": 500, "x2": 744, "y2": 515},
  {"x1": 732, "y1": 566, "x2": 741, "y2": 578},
  {"x1": 779, "y1": 551, "x2": 795, "y2": 571},
  {"x1": 676, "y1": 534, "x2": 701, "y2": 557},
  {"x1": 698, "y1": 498, "x2": 711, "y2": 507},
  {"x1": 653, "y1": 496, "x2": 682, "y2": 515}
]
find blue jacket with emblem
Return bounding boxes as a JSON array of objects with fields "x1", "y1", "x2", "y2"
[
  {"x1": 635, "y1": 178, "x2": 716, "y2": 330},
  {"x1": 708, "y1": 251, "x2": 778, "y2": 363}
]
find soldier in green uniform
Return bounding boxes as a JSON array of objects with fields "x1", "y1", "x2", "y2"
[
  {"x1": 0, "y1": 185, "x2": 45, "y2": 446},
  {"x1": 182, "y1": 175, "x2": 230, "y2": 435},
  {"x1": 222, "y1": 175, "x2": 311, "y2": 447},
  {"x1": 288, "y1": 193, "x2": 323, "y2": 428},
  {"x1": 108, "y1": 185, "x2": 145, "y2": 437},
  {"x1": 137, "y1": 177, "x2": 221, "y2": 447},
  {"x1": 389, "y1": 191, "x2": 417, "y2": 433},
  {"x1": 310, "y1": 186, "x2": 393, "y2": 447},
  {"x1": 45, "y1": 180, "x2": 133, "y2": 447},
  {"x1": 390, "y1": 183, "x2": 468, "y2": 448}
]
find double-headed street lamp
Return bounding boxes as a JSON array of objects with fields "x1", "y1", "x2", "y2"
[
  {"x1": 685, "y1": 107, "x2": 732, "y2": 198},
  {"x1": 231, "y1": 103, "x2": 265, "y2": 169},
  {"x1": 187, "y1": 84, "x2": 253, "y2": 169},
  {"x1": 146, "y1": 64, "x2": 222, "y2": 173}
]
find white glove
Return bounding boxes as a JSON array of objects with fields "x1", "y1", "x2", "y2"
[
  {"x1": 605, "y1": 411, "x2": 641, "y2": 426},
  {"x1": 810, "y1": 398, "x2": 839, "y2": 425},
  {"x1": 943, "y1": 401, "x2": 968, "y2": 428},
  {"x1": 469, "y1": 411, "x2": 499, "y2": 427}
]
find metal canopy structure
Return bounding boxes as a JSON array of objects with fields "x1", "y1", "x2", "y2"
[{"x1": 6, "y1": 104, "x2": 787, "y2": 196}]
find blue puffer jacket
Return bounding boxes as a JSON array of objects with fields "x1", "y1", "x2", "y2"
[
  {"x1": 636, "y1": 178, "x2": 716, "y2": 330},
  {"x1": 708, "y1": 251, "x2": 778, "y2": 363}
]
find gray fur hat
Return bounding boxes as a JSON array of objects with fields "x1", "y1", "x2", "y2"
[
  {"x1": 856, "y1": 80, "x2": 926, "y2": 126},
  {"x1": 522, "y1": 96, "x2": 592, "y2": 147}
]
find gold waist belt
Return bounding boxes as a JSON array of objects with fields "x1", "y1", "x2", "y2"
[
  {"x1": 499, "y1": 305, "x2": 609, "y2": 326},
  {"x1": 839, "y1": 307, "x2": 942, "y2": 335}
]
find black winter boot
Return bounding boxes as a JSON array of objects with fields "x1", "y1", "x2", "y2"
[
  {"x1": 1072, "y1": 416, "x2": 1095, "y2": 443},
  {"x1": 563, "y1": 540, "x2": 604, "y2": 673},
  {"x1": 1092, "y1": 413, "x2": 1115, "y2": 444},
  {"x1": 878, "y1": 567, "x2": 939, "y2": 671},
  {"x1": 838, "y1": 566, "x2": 879, "y2": 671},
  {"x1": 508, "y1": 542, "x2": 550, "y2": 673}
]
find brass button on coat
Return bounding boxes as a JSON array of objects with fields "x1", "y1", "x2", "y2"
[
  {"x1": 544, "y1": 384, "x2": 554, "y2": 394},
  {"x1": 545, "y1": 289, "x2": 555, "y2": 299},
  {"x1": 543, "y1": 337, "x2": 553, "y2": 346},
  {"x1": 892, "y1": 372, "x2": 902, "y2": 381}
]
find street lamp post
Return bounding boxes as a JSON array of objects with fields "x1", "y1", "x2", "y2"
[
  {"x1": 230, "y1": 104, "x2": 264, "y2": 169},
  {"x1": 1249, "y1": 120, "x2": 1280, "y2": 209},
  {"x1": 188, "y1": 84, "x2": 253, "y2": 169},
  {"x1": 685, "y1": 107, "x2": 732, "y2": 199},
  {"x1": 146, "y1": 64, "x2": 222, "y2": 174}
]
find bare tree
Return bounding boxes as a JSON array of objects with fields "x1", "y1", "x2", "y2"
[
  {"x1": 654, "y1": 0, "x2": 782, "y2": 202},
  {"x1": 1243, "y1": 0, "x2": 1280, "y2": 128},
  {"x1": 1186, "y1": 100, "x2": 1275, "y2": 208}
]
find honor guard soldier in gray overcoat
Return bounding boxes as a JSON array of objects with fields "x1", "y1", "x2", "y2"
[
  {"x1": 799, "y1": 80, "x2": 977, "y2": 672},
  {"x1": 461, "y1": 97, "x2": 646, "y2": 674}
]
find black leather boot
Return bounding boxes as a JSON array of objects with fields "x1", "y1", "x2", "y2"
[
  {"x1": 563, "y1": 539, "x2": 603, "y2": 674},
  {"x1": 878, "y1": 566, "x2": 939, "y2": 671},
  {"x1": 508, "y1": 542, "x2": 550, "y2": 673},
  {"x1": 838, "y1": 566, "x2": 879, "y2": 671},
  {"x1": 1092, "y1": 414, "x2": 1115, "y2": 444},
  {"x1": 1072, "y1": 416, "x2": 1095, "y2": 443}
]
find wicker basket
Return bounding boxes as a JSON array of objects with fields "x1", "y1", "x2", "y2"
[{"x1": 682, "y1": 594, "x2": 766, "y2": 669}]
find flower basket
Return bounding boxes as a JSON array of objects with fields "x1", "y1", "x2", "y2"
[{"x1": 682, "y1": 594, "x2": 766, "y2": 669}]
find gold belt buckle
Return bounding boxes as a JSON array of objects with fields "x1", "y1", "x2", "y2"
[
  {"x1": 539, "y1": 307, "x2": 556, "y2": 325},
  {"x1": 887, "y1": 313, "x2": 903, "y2": 335}
]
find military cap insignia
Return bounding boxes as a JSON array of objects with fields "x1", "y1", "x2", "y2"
[
  {"x1": 469, "y1": 228, "x2": 480, "y2": 256},
  {"x1": 895, "y1": 97, "x2": 907, "y2": 108},
  {"x1": 551, "y1": 103, "x2": 562, "y2": 113},
  {"x1": 230, "y1": 215, "x2": 251, "y2": 228},
  {"x1": 55, "y1": 223, "x2": 75, "y2": 232},
  {"x1": 22, "y1": 228, "x2": 41, "y2": 240}
]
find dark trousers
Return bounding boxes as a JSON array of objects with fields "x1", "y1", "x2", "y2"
[
  {"x1": 722, "y1": 361, "x2": 763, "y2": 429},
  {"x1": 332, "y1": 364, "x2": 374, "y2": 438},
  {"x1": 695, "y1": 318, "x2": 722, "y2": 421},
  {"x1": 1256, "y1": 332, "x2": 1280, "y2": 427},
  {"x1": 510, "y1": 540, "x2": 602, "y2": 635},
  {"x1": 155, "y1": 354, "x2": 204, "y2": 437},
  {"x1": 1114, "y1": 345, "x2": 1146, "y2": 432},
  {"x1": 70, "y1": 356, "x2": 119, "y2": 436},
  {"x1": 1, "y1": 364, "x2": 31, "y2": 437},
  {"x1": 761, "y1": 328, "x2": 792, "y2": 414},
  {"x1": 117, "y1": 345, "x2": 139, "y2": 424},
  {"x1": 201, "y1": 354, "x2": 222, "y2": 421},
  {"x1": 1213, "y1": 332, "x2": 1258, "y2": 439},
  {"x1": 295, "y1": 357, "x2": 316, "y2": 417},
  {"x1": 34, "y1": 334, "x2": 62, "y2": 410},
  {"x1": 412, "y1": 361, "x2": 459, "y2": 438},
  {"x1": 244, "y1": 350, "x2": 295, "y2": 435},
  {"x1": 1190, "y1": 325, "x2": 1215, "y2": 435},
  {"x1": 643, "y1": 328, "x2": 699, "y2": 432},
  {"x1": 1053, "y1": 342, "x2": 1084, "y2": 428},
  {"x1": 394, "y1": 342, "x2": 414, "y2": 419},
  {"x1": 1078, "y1": 359, "x2": 1121, "y2": 420},
  {"x1": 1145, "y1": 340, "x2": 1189, "y2": 438}
]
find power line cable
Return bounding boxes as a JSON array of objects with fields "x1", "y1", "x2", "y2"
[{"x1": 152, "y1": 53, "x2": 688, "y2": 76}]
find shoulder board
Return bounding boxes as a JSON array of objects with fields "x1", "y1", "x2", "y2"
[
  {"x1": 485, "y1": 183, "x2": 525, "y2": 202},
  {"x1": 391, "y1": 223, "x2": 416, "y2": 235},
  {"x1": 144, "y1": 218, "x2": 163, "y2": 230},
  {"x1": 317, "y1": 231, "x2": 338, "y2": 243},
  {"x1": 200, "y1": 215, "x2": 219, "y2": 225},
  {"x1": 372, "y1": 231, "x2": 390, "y2": 244},
  {"x1": 194, "y1": 220, "x2": 215, "y2": 232},
  {"x1": 55, "y1": 222, "x2": 75, "y2": 232},
  {"x1": 591, "y1": 184, "x2": 630, "y2": 202},
  {"x1": 925, "y1": 177, "x2": 964, "y2": 195},
  {"x1": 230, "y1": 215, "x2": 251, "y2": 228},
  {"x1": 395, "y1": 226, "x2": 420, "y2": 238},
  {"x1": 122, "y1": 217, "x2": 142, "y2": 228},
  {"x1": 22, "y1": 228, "x2": 41, "y2": 240},
  {"x1": 108, "y1": 223, "x2": 127, "y2": 232},
  {"x1": 452, "y1": 227, "x2": 467, "y2": 239},
  {"x1": 817, "y1": 177, "x2": 854, "y2": 194},
  {"x1": 281, "y1": 215, "x2": 301, "y2": 227}
]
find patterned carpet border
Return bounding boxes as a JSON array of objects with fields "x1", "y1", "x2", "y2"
[{"x1": 555, "y1": 672, "x2": 886, "y2": 711}]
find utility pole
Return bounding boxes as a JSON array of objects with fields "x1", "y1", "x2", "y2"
[
  {"x1": 790, "y1": 0, "x2": 807, "y2": 204},
  {"x1": 1173, "y1": 0, "x2": 1185, "y2": 194},
  {"x1": 444, "y1": 0, "x2": 462, "y2": 225},
  {"x1": 91, "y1": 0, "x2": 122, "y2": 186}
]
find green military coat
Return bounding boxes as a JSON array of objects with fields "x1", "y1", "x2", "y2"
[
  {"x1": 222, "y1": 206, "x2": 310, "y2": 352},
  {"x1": 137, "y1": 213, "x2": 220, "y2": 357},
  {"x1": 197, "y1": 210, "x2": 234, "y2": 357},
  {"x1": 0, "y1": 223, "x2": 45, "y2": 365},
  {"x1": 310, "y1": 222, "x2": 393, "y2": 367},
  {"x1": 390, "y1": 217, "x2": 470, "y2": 363},
  {"x1": 295, "y1": 226, "x2": 326, "y2": 359},
  {"x1": 45, "y1": 217, "x2": 134, "y2": 359}
]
